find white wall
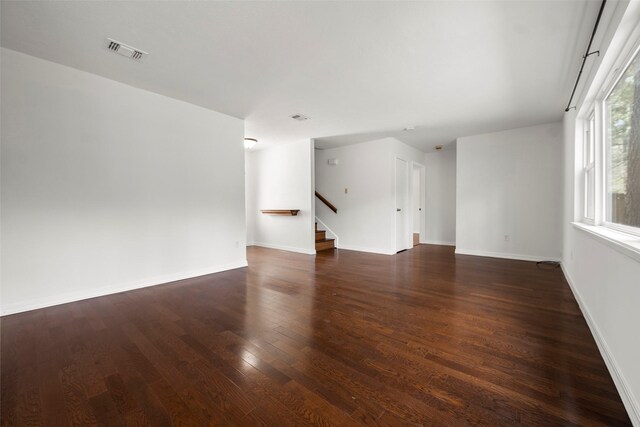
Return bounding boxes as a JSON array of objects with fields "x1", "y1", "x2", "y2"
[
  {"x1": 424, "y1": 149, "x2": 456, "y2": 245},
  {"x1": 315, "y1": 138, "x2": 393, "y2": 254},
  {"x1": 315, "y1": 137, "x2": 423, "y2": 254},
  {"x1": 561, "y1": 2, "x2": 640, "y2": 422},
  {"x1": 456, "y1": 122, "x2": 562, "y2": 261},
  {"x1": 1, "y1": 48, "x2": 247, "y2": 315},
  {"x1": 564, "y1": 113, "x2": 640, "y2": 425},
  {"x1": 245, "y1": 140, "x2": 315, "y2": 254}
]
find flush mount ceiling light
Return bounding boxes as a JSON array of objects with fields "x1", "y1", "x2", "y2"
[
  {"x1": 244, "y1": 138, "x2": 258, "y2": 149},
  {"x1": 106, "y1": 38, "x2": 148, "y2": 61}
]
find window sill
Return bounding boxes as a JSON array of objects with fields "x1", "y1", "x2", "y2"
[{"x1": 572, "y1": 222, "x2": 640, "y2": 263}]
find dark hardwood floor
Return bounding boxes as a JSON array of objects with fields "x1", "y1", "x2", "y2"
[{"x1": 1, "y1": 245, "x2": 631, "y2": 426}]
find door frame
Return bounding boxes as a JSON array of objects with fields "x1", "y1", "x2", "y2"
[
  {"x1": 394, "y1": 157, "x2": 410, "y2": 252},
  {"x1": 411, "y1": 162, "x2": 426, "y2": 246}
]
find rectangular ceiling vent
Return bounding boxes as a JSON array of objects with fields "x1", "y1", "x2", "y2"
[
  {"x1": 290, "y1": 114, "x2": 311, "y2": 121},
  {"x1": 107, "y1": 38, "x2": 148, "y2": 61}
]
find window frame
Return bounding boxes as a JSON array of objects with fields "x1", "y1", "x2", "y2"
[
  {"x1": 583, "y1": 112, "x2": 596, "y2": 225},
  {"x1": 581, "y1": 37, "x2": 640, "y2": 238}
]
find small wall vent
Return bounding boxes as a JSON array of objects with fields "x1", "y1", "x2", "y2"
[
  {"x1": 290, "y1": 114, "x2": 311, "y2": 121},
  {"x1": 107, "y1": 38, "x2": 148, "y2": 61}
]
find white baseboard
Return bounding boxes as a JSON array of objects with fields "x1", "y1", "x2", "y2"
[
  {"x1": 422, "y1": 240, "x2": 456, "y2": 246},
  {"x1": 251, "y1": 242, "x2": 316, "y2": 255},
  {"x1": 455, "y1": 248, "x2": 561, "y2": 263},
  {"x1": 0, "y1": 260, "x2": 249, "y2": 316},
  {"x1": 561, "y1": 264, "x2": 640, "y2": 426},
  {"x1": 336, "y1": 244, "x2": 396, "y2": 255}
]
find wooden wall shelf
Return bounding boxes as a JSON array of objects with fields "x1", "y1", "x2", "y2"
[{"x1": 260, "y1": 209, "x2": 300, "y2": 216}]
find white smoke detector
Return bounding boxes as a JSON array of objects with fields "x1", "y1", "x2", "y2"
[{"x1": 107, "y1": 38, "x2": 148, "y2": 60}]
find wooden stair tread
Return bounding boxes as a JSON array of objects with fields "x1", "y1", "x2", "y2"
[
  {"x1": 315, "y1": 237, "x2": 335, "y2": 252},
  {"x1": 314, "y1": 223, "x2": 334, "y2": 251}
]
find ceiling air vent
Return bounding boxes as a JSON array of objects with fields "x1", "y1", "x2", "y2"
[
  {"x1": 107, "y1": 38, "x2": 148, "y2": 61},
  {"x1": 290, "y1": 114, "x2": 311, "y2": 121}
]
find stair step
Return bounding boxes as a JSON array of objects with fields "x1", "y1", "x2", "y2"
[
  {"x1": 315, "y1": 230, "x2": 326, "y2": 242},
  {"x1": 315, "y1": 238, "x2": 335, "y2": 252}
]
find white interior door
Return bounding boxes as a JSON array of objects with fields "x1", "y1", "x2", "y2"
[
  {"x1": 412, "y1": 167, "x2": 421, "y2": 234},
  {"x1": 412, "y1": 163, "x2": 425, "y2": 245},
  {"x1": 395, "y1": 158, "x2": 409, "y2": 252}
]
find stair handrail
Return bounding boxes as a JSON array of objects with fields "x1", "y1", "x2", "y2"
[{"x1": 315, "y1": 191, "x2": 337, "y2": 213}]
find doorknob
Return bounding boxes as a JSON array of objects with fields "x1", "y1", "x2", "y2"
[{"x1": 397, "y1": 208, "x2": 401, "y2": 212}]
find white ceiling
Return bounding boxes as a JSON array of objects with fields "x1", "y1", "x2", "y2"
[{"x1": 1, "y1": 1, "x2": 599, "y2": 152}]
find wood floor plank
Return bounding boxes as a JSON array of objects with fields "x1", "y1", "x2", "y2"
[
  {"x1": 15, "y1": 388, "x2": 43, "y2": 427},
  {"x1": 87, "y1": 392, "x2": 126, "y2": 427},
  {"x1": 0, "y1": 245, "x2": 632, "y2": 425}
]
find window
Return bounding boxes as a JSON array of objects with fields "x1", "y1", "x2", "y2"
[
  {"x1": 581, "y1": 43, "x2": 640, "y2": 237},
  {"x1": 604, "y1": 49, "x2": 640, "y2": 231}
]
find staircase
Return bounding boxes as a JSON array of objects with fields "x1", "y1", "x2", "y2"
[{"x1": 315, "y1": 222, "x2": 335, "y2": 252}]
